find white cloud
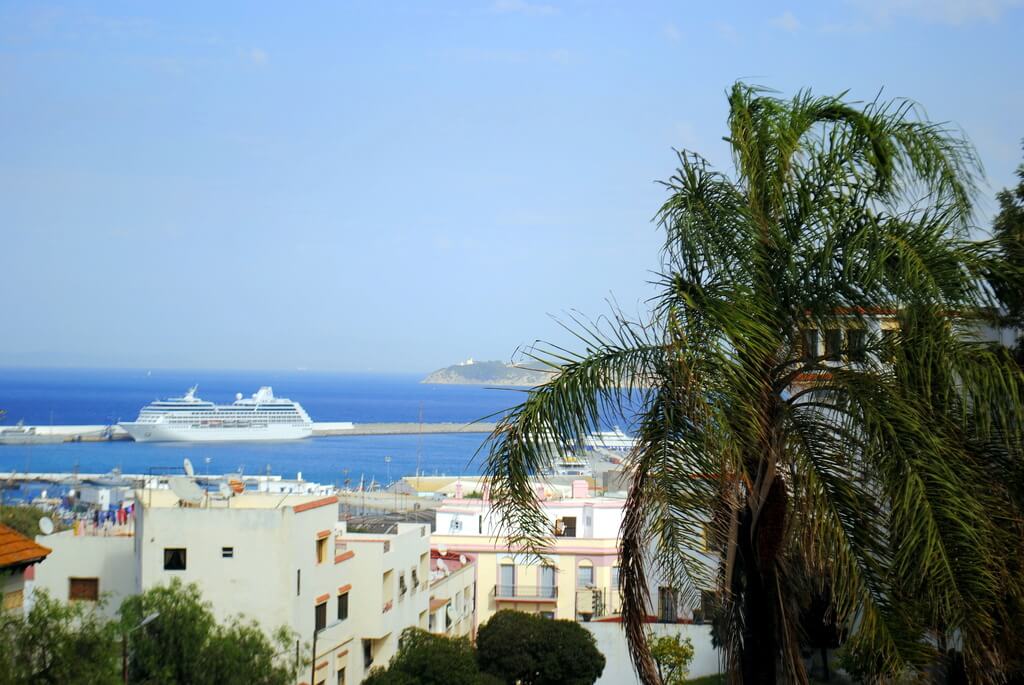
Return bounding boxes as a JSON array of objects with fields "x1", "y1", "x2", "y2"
[
  {"x1": 491, "y1": 0, "x2": 558, "y2": 16},
  {"x1": 770, "y1": 10, "x2": 801, "y2": 32},
  {"x1": 247, "y1": 48, "x2": 269, "y2": 66},
  {"x1": 663, "y1": 22, "x2": 681, "y2": 42},
  {"x1": 849, "y1": 0, "x2": 1023, "y2": 25}
]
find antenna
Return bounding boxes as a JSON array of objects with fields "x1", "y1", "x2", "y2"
[
  {"x1": 168, "y1": 476, "x2": 204, "y2": 505},
  {"x1": 183, "y1": 458, "x2": 195, "y2": 478},
  {"x1": 38, "y1": 517, "x2": 54, "y2": 535}
]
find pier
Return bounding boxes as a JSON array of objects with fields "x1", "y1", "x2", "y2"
[{"x1": 0, "y1": 421, "x2": 498, "y2": 443}]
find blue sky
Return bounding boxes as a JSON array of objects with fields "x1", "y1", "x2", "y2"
[{"x1": 1, "y1": 0, "x2": 1021, "y2": 373}]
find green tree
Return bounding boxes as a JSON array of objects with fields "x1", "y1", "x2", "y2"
[
  {"x1": 120, "y1": 578, "x2": 300, "y2": 685},
  {"x1": 0, "y1": 590, "x2": 119, "y2": 684},
  {"x1": 474, "y1": 610, "x2": 539, "y2": 682},
  {"x1": 363, "y1": 628, "x2": 485, "y2": 685},
  {"x1": 476, "y1": 611, "x2": 605, "y2": 685},
  {"x1": 482, "y1": 84, "x2": 1024, "y2": 684},
  {"x1": 991, "y1": 141, "x2": 1024, "y2": 329},
  {"x1": 647, "y1": 632, "x2": 694, "y2": 685}
]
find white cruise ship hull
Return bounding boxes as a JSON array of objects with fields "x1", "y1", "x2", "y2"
[{"x1": 119, "y1": 422, "x2": 312, "y2": 443}]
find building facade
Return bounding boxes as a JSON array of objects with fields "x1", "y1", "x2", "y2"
[
  {"x1": 33, "y1": 490, "x2": 431, "y2": 685},
  {"x1": 431, "y1": 481, "x2": 627, "y2": 625}
]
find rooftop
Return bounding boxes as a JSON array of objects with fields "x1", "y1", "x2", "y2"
[
  {"x1": 0, "y1": 523, "x2": 52, "y2": 569},
  {"x1": 139, "y1": 489, "x2": 337, "y2": 512}
]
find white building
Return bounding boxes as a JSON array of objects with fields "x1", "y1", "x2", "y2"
[
  {"x1": 34, "y1": 489, "x2": 431, "y2": 685},
  {"x1": 427, "y1": 549, "x2": 477, "y2": 639}
]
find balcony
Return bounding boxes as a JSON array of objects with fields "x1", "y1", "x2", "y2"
[{"x1": 493, "y1": 584, "x2": 558, "y2": 602}]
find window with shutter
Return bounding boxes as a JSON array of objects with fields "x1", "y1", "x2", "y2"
[{"x1": 69, "y1": 578, "x2": 99, "y2": 601}]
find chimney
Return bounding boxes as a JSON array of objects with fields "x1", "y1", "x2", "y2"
[{"x1": 572, "y1": 480, "x2": 589, "y2": 499}]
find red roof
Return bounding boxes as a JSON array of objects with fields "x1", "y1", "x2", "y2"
[{"x1": 0, "y1": 523, "x2": 52, "y2": 570}]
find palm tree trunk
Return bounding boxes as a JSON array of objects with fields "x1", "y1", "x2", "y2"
[{"x1": 737, "y1": 505, "x2": 778, "y2": 685}]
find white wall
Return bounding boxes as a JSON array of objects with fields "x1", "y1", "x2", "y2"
[
  {"x1": 31, "y1": 531, "x2": 136, "y2": 619},
  {"x1": 583, "y1": 623, "x2": 722, "y2": 684}
]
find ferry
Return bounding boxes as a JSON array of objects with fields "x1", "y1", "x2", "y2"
[{"x1": 119, "y1": 386, "x2": 314, "y2": 443}]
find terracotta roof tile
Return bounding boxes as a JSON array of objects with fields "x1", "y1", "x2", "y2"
[{"x1": 0, "y1": 523, "x2": 52, "y2": 569}]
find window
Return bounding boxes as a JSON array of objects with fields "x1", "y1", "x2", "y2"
[
  {"x1": 399, "y1": 573, "x2": 407, "y2": 596},
  {"x1": 297, "y1": 569, "x2": 301, "y2": 596},
  {"x1": 221, "y1": 547, "x2": 234, "y2": 558},
  {"x1": 315, "y1": 600, "x2": 327, "y2": 631},
  {"x1": 847, "y1": 329, "x2": 867, "y2": 362},
  {"x1": 611, "y1": 565, "x2": 620, "y2": 589},
  {"x1": 363, "y1": 639, "x2": 373, "y2": 668},
  {"x1": 540, "y1": 565, "x2": 556, "y2": 598},
  {"x1": 69, "y1": 577, "x2": 99, "y2": 601},
  {"x1": 658, "y1": 587, "x2": 677, "y2": 623},
  {"x1": 411, "y1": 568, "x2": 419, "y2": 590},
  {"x1": 577, "y1": 563, "x2": 594, "y2": 588},
  {"x1": 824, "y1": 328, "x2": 843, "y2": 361},
  {"x1": 499, "y1": 563, "x2": 515, "y2": 596},
  {"x1": 562, "y1": 516, "x2": 577, "y2": 537},
  {"x1": 337, "y1": 668, "x2": 345, "y2": 685},
  {"x1": 3, "y1": 589, "x2": 24, "y2": 610},
  {"x1": 163, "y1": 548, "x2": 186, "y2": 571},
  {"x1": 540, "y1": 611, "x2": 555, "y2": 619},
  {"x1": 801, "y1": 329, "x2": 819, "y2": 363},
  {"x1": 316, "y1": 537, "x2": 328, "y2": 564},
  {"x1": 337, "y1": 592, "x2": 349, "y2": 621}
]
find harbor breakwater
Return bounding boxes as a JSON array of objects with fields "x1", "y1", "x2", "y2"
[{"x1": 2, "y1": 421, "x2": 499, "y2": 443}]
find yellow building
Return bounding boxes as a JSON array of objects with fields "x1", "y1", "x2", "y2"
[{"x1": 431, "y1": 481, "x2": 625, "y2": 625}]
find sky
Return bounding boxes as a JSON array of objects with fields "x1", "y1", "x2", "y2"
[{"x1": 1, "y1": 0, "x2": 1022, "y2": 373}]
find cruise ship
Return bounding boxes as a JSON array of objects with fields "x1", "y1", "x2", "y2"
[{"x1": 119, "y1": 386, "x2": 314, "y2": 443}]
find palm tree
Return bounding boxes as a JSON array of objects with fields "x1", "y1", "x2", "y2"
[{"x1": 482, "y1": 84, "x2": 1024, "y2": 684}]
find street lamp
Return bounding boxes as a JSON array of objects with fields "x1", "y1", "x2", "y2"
[
  {"x1": 310, "y1": 625, "x2": 323, "y2": 685},
  {"x1": 310, "y1": 620, "x2": 341, "y2": 685},
  {"x1": 122, "y1": 611, "x2": 159, "y2": 684}
]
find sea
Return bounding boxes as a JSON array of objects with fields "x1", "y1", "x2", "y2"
[{"x1": 0, "y1": 367, "x2": 528, "y2": 497}]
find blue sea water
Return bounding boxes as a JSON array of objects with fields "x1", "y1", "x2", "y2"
[{"x1": 0, "y1": 368, "x2": 527, "y2": 487}]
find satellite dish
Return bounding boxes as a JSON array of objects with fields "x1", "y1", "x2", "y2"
[
  {"x1": 38, "y1": 517, "x2": 54, "y2": 535},
  {"x1": 459, "y1": 554, "x2": 467, "y2": 565},
  {"x1": 218, "y1": 482, "x2": 232, "y2": 498},
  {"x1": 183, "y1": 458, "x2": 195, "y2": 478},
  {"x1": 169, "y1": 476, "x2": 205, "y2": 504}
]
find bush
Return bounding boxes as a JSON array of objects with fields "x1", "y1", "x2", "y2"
[
  {"x1": 477, "y1": 610, "x2": 605, "y2": 685},
  {"x1": 364, "y1": 628, "x2": 481, "y2": 685}
]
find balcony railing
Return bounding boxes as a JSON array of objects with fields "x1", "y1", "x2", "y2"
[{"x1": 493, "y1": 584, "x2": 558, "y2": 601}]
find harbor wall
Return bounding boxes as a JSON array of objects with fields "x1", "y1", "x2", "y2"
[{"x1": 5, "y1": 421, "x2": 497, "y2": 442}]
